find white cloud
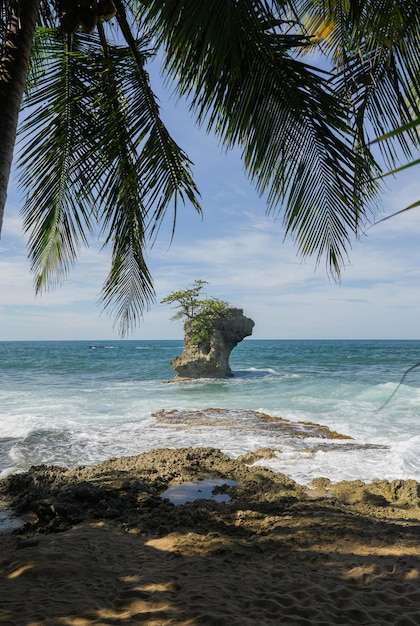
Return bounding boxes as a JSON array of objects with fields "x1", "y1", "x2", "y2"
[{"x1": 2, "y1": 188, "x2": 419, "y2": 340}]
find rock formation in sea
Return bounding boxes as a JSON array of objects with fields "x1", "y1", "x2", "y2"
[{"x1": 170, "y1": 307, "x2": 255, "y2": 379}]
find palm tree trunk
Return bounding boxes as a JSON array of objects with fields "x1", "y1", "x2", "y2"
[{"x1": 0, "y1": 0, "x2": 40, "y2": 234}]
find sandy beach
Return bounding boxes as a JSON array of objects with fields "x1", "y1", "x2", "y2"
[{"x1": 1, "y1": 446, "x2": 420, "y2": 625}]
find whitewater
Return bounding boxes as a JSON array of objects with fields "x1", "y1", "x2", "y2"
[{"x1": 0, "y1": 339, "x2": 419, "y2": 485}]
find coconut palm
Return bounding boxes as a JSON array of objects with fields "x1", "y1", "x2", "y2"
[{"x1": 1, "y1": 1, "x2": 419, "y2": 335}]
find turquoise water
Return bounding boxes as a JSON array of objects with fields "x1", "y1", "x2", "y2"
[{"x1": 0, "y1": 339, "x2": 419, "y2": 484}]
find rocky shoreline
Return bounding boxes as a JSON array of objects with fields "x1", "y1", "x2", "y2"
[
  {"x1": 1, "y1": 446, "x2": 420, "y2": 624},
  {"x1": 1, "y1": 446, "x2": 419, "y2": 536}
]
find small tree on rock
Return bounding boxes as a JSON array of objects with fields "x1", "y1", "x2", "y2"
[
  {"x1": 162, "y1": 280, "x2": 254, "y2": 378},
  {"x1": 161, "y1": 280, "x2": 231, "y2": 347}
]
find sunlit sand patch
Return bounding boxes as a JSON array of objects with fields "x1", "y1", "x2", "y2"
[
  {"x1": 146, "y1": 531, "x2": 238, "y2": 558},
  {"x1": 145, "y1": 534, "x2": 181, "y2": 553},
  {"x1": 7, "y1": 563, "x2": 34, "y2": 579}
]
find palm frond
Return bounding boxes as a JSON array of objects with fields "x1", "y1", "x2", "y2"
[
  {"x1": 13, "y1": 1, "x2": 420, "y2": 331},
  {"x1": 299, "y1": 1, "x2": 420, "y2": 167},
  {"x1": 115, "y1": 1, "x2": 202, "y2": 237},
  {"x1": 373, "y1": 116, "x2": 420, "y2": 223},
  {"x1": 86, "y1": 28, "x2": 201, "y2": 333},
  {"x1": 139, "y1": 0, "x2": 379, "y2": 275},
  {"x1": 18, "y1": 28, "x2": 97, "y2": 291},
  {"x1": 87, "y1": 27, "x2": 155, "y2": 335},
  {"x1": 18, "y1": 18, "x2": 201, "y2": 335}
]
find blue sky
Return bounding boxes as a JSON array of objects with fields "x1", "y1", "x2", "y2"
[{"x1": 1, "y1": 61, "x2": 420, "y2": 341}]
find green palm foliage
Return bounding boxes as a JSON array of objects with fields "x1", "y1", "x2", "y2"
[
  {"x1": 373, "y1": 116, "x2": 420, "y2": 223},
  {"x1": 18, "y1": 3, "x2": 201, "y2": 335},
  {"x1": 138, "y1": 0, "x2": 378, "y2": 270},
  {"x1": 298, "y1": 0, "x2": 420, "y2": 163},
  {"x1": 4, "y1": 1, "x2": 420, "y2": 334},
  {"x1": 299, "y1": 0, "x2": 420, "y2": 226}
]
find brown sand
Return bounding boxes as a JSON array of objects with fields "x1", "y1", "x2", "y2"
[{"x1": 1, "y1": 446, "x2": 420, "y2": 625}]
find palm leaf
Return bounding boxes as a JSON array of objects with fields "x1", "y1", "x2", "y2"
[
  {"x1": 18, "y1": 28, "x2": 97, "y2": 291},
  {"x1": 88, "y1": 26, "x2": 201, "y2": 334},
  {"x1": 373, "y1": 116, "x2": 420, "y2": 224},
  {"x1": 299, "y1": 1, "x2": 420, "y2": 167},
  {"x1": 373, "y1": 117, "x2": 420, "y2": 143},
  {"x1": 139, "y1": 0, "x2": 378, "y2": 275},
  {"x1": 87, "y1": 28, "x2": 157, "y2": 335},
  {"x1": 18, "y1": 18, "x2": 201, "y2": 335}
]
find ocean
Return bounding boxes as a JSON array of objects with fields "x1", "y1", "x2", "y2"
[{"x1": 0, "y1": 339, "x2": 419, "y2": 485}]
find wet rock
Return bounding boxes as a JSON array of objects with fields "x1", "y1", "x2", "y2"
[
  {"x1": 238, "y1": 449, "x2": 279, "y2": 465},
  {"x1": 1, "y1": 448, "x2": 419, "y2": 536}
]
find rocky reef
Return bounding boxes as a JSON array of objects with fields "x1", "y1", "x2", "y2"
[
  {"x1": 171, "y1": 307, "x2": 255, "y2": 379},
  {"x1": 1, "y1": 447, "x2": 420, "y2": 536}
]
